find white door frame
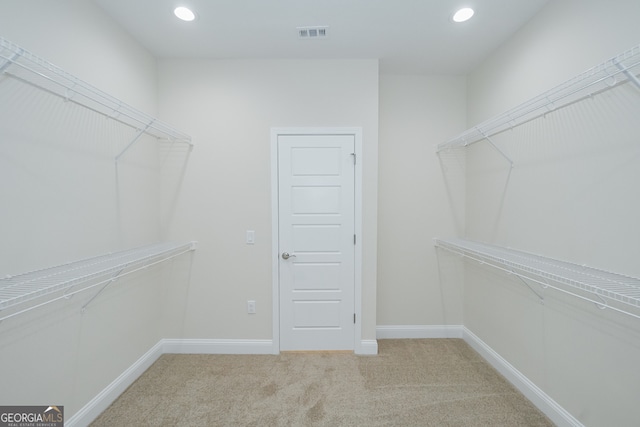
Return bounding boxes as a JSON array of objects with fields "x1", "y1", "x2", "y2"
[{"x1": 271, "y1": 127, "x2": 363, "y2": 354}]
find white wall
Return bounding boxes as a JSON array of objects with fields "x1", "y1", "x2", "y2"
[
  {"x1": 0, "y1": 0, "x2": 161, "y2": 268},
  {"x1": 377, "y1": 74, "x2": 466, "y2": 326},
  {"x1": 157, "y1": 59, "x2": 379, "y2": 343},
  {"x1": 0, "y1": 0, "x2": 191, "y2": 420},
  {"x1": 6, "y1": 0, "x2": 639, "y2": 424},
  {"x1": 468, "y1": 0, "x2": 640, "y2": 124},
  {"x1": 0, "y1": 0, "x2": 158, "y2": 114},
  {"x1": 463, "y1": 0, "x2": 640, "y2": 425}
]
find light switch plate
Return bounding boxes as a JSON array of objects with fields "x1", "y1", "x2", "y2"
[
  {"x1": 247, "y1": 300, "x2": 256, "y2": 314},
  {"x1": 246, "y1": 230, "x2": 255, "y2": 245}
]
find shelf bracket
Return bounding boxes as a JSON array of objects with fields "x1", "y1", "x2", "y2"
[
  {"x1": 81, "y1": 268, "x2": 124, "y2": 314},
  {"x1": 593, "y1": 292, "x2": 608, "y2": 310},
  {"x1": 512, "y1": 273, "x2": 544, "y2": 304},
  {"x1": 115, "y1": 119, "x2": 156, "y2": 163},
  {"x1": 613, "y1": 59, "x2": 640, "y2": 90},
  {"x1": 479, "y1": 130, "x2": 514, "y2": 167},
  {"x1": 64, "y1": 83, "x2": 79, "y2": 103},
  {"x1": 0, "y1": 48, "x2": 22, "y2": 74}
]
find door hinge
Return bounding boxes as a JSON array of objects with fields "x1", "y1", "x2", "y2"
[
  {"x1": 354, "y1": 313, "x2": 356, "y2": 324},
  {"x1": 354, "y1": 234, "x2": 357, "y2": 245},
  {"x1": 350, "y1": 153, "x2": 356, "y2": 165}
]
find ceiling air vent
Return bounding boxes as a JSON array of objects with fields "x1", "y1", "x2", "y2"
[{"x1": 297, "y1": 26, "x2": 329, "y2": 39}]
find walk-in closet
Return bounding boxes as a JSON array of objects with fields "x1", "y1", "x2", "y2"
[{"x1": 1, "y1": 1, "x2": 639, "y2": 426}]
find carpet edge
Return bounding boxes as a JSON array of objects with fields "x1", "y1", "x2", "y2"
[{"x1": 462, "y1": 326, "x2": 584, "y2": 427}]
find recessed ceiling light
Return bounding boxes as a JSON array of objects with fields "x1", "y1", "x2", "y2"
[
  {"x1": 452, "y1": 7, "x2": 475, "y2": 23},
  {"x1": 174, "y1": 6, "x2": 196, "y2": 22}
]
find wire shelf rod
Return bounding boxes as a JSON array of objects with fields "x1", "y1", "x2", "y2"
[
  {"x1": 435, "y1": 241, "x2": 640, "y2": 320},
  {"x1": 0, "y1": 58, "x2": 188, "y2": 143},
  {"x1": 437, "y1": 44, "x2": 640, "y2": 151},
  {"x1": 0, "y1": 244, "x2": 195, "y2": 323},
  {"x1": 21, "y1": 249, "x2": 171, "y2": 294},
  {"x1": 2, "y1": 71, "x2": 171, "y2": 142},
  {"x1": 0, "y1": 36, "x2": 192, "y2": 146},
  {"x1": 460, "y1": 242, "x2": 640, "y2": 300},
  {"x1": 2, "y1": 243, "x2": 174, "y2": 290},
  {"x1": 434, "y1": 238, "x2": 640, "y2": 319},
  {"x1": 0, "y1": 242, "x2": 197, "y2": 317},
  {"x1": 0, "y1": 61, "x2": 190, "y2": 144}
]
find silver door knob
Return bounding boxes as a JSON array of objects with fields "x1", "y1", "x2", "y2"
[{"x1": 281, "y1": 252, "x2": 296, "y2": 260}]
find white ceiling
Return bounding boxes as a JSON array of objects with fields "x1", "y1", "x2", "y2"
[{"x1": 92, "y1": 0, "x2": 550, "y2": 74}]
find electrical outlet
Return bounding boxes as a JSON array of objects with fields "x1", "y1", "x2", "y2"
[{"x1": 247, "y1": 300, "x2": 256, "y2": 314}]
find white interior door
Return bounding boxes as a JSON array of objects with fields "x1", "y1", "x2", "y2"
[{"x1": 278, "y1": 134, "x2": 355, "y2": 351}]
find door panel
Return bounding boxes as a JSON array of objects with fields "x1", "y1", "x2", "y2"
[
  {"x1": 292, "y1": 225, "x2": 342, "y2": 252},
  {"x1": 292, "y1": 263, "x2": 341, "y2": 290},
  {"x1": 278, "y1": 134, "x2": 355, "y2": 351},
  {"x1": 292, "y1": 186, "x2": 342, "y2": 214},
  {"x1": 293, "y1": 300, "x2": 341, "y2": 328},
  {"x1": 291, "y1": 147, "x2": 342, "y2": 176}
]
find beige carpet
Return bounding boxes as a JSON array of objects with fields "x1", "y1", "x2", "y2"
[{"x1": 91, "y1": 339, "x2": 553, "y2": 426}]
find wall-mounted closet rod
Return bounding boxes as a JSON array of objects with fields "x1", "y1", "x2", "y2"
[
  {"x1": 437, "y1": 243, "x2": 553, "y2": 300},
  {"x1": 435, "y1": 242, "x2": 629, "y2": 316},
  {"x1": 435, "y1": 238, "x2": 640, "y2": 320},
  {"x1": 0, "y1": 64, "x2": 189, "y2": 144},
  {"x1": 437, "y1": 43, "x2": 640, "y2": 152},
  {"x1": 4, "y1": 73, "x2": 164, "y2": 142},
  {"x1": 0, "y1": 242, "x2": 197, "y2": 322},
  {"x1": 1, "y1": 65, "x2": 188, "y2": 145},
  {"x1": 0, "y1": 247, "x2": 192, "y2": 323},
  {"x1": 0, "y1": 36, "x2": 192, "y2": 146}
]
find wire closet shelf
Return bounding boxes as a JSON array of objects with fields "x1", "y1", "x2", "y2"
[
  {"x1": 0, "y1": 36, "x2": 192, "y2": 149},
  {"x1": 435, "y1": 238, "x2": 640, "y2": 320},
  {"x1": 0, "y1": 242, "x2": 196, "y2": 322},
  {"x1": 437, "y1": 43, "x2": 640, "y2": 152}
]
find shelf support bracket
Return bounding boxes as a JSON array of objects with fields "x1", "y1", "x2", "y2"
[
  {"x1": 511, "y1": 272, "x2": 544, "y2": 304},
  {"x1": 0, "y1": 49, "x2": 22, "y2": 74},
  {"x1": 81, "y1": 268, "x2": 125, "y2": 314},
  {"x1": 593, "y1": 292, "x2": 608, "y2": 310},
  {"x1": 613, "y1": 59, "x2": 640, "y2": 90},
  {"x1": 115, "y1": 119, "x2": 155, "y2": 163},
  {"x1": 479, "y1": 130, "x2": 514, "y2": 168}
]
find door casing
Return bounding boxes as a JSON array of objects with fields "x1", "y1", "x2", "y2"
[{"x1": 271, "y1": 127, "x2": 363, "y2": 354}]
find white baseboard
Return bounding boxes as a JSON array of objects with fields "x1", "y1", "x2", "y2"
[
  {"x1": 162, "y1": 338, "x2": 378, "y2": 356},
  {"x1": 162, "y1": 338, "x2": 275, "y2": 355},
  {"x1": 462, "y1": 327, "x2": 583, "y2": 427},
  {"x1": 376, "y1": 325, "x2": 582, "y2": 426},
  {"x1": 65, "y1": 340, "x2": 164, "y2": 427},
  {"x1": 357, "y1": 339, "x2": 378, "y2": 355},
  {"x1": 376, "y1": 324, "x2": 464, "y2": 339},
  {"x1": 67, "y1": 339, "x2": 274, "y2": 426}
]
